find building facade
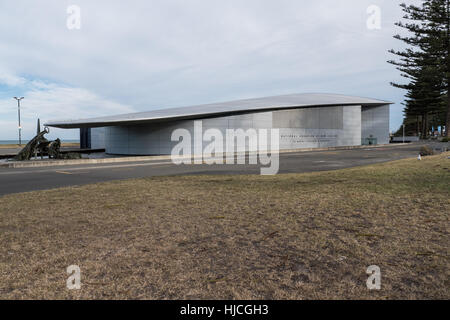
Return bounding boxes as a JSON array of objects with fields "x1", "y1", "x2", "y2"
[{"x1": 46, "y1": 93, "x2": 391, "y2": 155}]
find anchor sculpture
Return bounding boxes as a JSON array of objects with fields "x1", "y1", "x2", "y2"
[{"x1": 13, "y1": 121, "x2": 81, "y2": 161}]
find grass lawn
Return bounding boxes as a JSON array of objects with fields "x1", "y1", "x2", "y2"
[{"x1": 0, "y1": 153, "x2": 449, "y2": 299}]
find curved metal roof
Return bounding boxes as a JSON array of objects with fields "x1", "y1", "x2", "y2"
[{"x1": 45, "y1": 93, "x2": 392, "y2": 128}]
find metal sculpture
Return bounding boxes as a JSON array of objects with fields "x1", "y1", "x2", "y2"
[
  {"x1": 14, "y1": 127, "x2": 50, "y2": 161},
  {"x1": 13, "y1": 127, "x2": 81, "y2": 161}
]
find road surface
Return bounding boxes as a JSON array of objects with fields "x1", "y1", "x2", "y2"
[{"x1": 0, "y1": 143, "x2": 446, "y2": 196}]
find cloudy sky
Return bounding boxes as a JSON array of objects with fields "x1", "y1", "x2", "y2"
[{"x1": 0, "y1": 0, "x2": 415, "y2": 140}]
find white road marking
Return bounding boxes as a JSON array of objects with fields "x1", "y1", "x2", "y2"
[
  {"x1": 0, "y1": 161, "x2": 173, "y2": 175},
  {"x1": 55, "y1": 171, "x2": 73, "y2": 175}
]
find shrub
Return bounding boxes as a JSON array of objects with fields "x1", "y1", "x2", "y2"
[
  {"x1": 419, "y1": 145, "x2": 434, "y2": 156},
  {"x1": 441, "y1": 137, "x2": 449, "y2": 142}
]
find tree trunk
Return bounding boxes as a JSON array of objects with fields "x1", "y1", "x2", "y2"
[
  {"x1": 417, "y1": 115, "x2": 420, "y2": 136},
  {"x1": 446, "y1": 91, "x2": 450, "y2": 137},
  {"x1": 447, "y1": 0, "x2": 450, "y2": 138},
  {"x1": 422, "y1": 114, "x2": 425, "y2": 138},
  {"x1": 422, "y1": 113, "x2": 429, "y2": 139}
]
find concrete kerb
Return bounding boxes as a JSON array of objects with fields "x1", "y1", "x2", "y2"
[{"x1": 0, "y1": 143, "x2": 408, "y2": 168}]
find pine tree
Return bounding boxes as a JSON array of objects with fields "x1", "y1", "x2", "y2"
[{"x1": 388, "y1": 0, "x2": 449, "y2": 137}]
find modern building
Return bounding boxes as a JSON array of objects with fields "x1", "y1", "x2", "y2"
[{"x1": 45, "y1": 93, "x2": 391, "y2": 155}]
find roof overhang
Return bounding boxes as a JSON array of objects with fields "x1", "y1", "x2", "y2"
[{"x1": 45, "y1": 93, "x2": 393, "y2": 129}]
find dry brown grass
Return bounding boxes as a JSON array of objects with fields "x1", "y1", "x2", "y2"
[
  {"x1": 0, "y1": 153, "x2": 449, "y2": 299},
  {"x1": 0, "y1": 142, "x2": 80, "y2": 149},
  {"x1": 0, "y1": 145, "x2": 21, "y2": 149},
  {"x1": 61, "y1": 142, "x2": 80, "y2": 148}
]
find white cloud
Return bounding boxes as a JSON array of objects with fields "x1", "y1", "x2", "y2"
[
  {"x1": 0, "y1": 0, "x2": 420, "y2": 140},
  {"x1": 0, "y1": 68, "x2": 26, "y2": 87},
  {"x1": 0, "y1": 76, "x2": 133, "y2": 139}
]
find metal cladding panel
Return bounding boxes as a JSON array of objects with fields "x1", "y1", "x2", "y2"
[
  {"x1": 361, "y1": 104, "x2": 390, "y2": 144},
  {"x1": 275, "y1": 105, "x2": 360, "y2": 150},
  {"x1": 104, "y1": 105, "x2": 369, "y2": 155},
  {"x1": 90, "y1": 127, "x2": 106, "y2": 149},
  {"x1": 273, "y1": 107, "x2": 344, "y2": 130},
  {"x1": 339, "y1": 105, "x2": 362, "y2": 146},
  {"x1": 45, "y1": 93, "x2": 391, "y2": 128},
  {"x1": 105, "y1": 113, "x2": 270, "y2": 155}
]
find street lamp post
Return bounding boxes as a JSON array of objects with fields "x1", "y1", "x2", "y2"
[{"x1": 13, "y1": 97, "x2": 24, "y2": 146}]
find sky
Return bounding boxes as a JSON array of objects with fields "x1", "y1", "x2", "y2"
[{"x1": 0, "y1": 0, "x2": 417, "y2": 140}]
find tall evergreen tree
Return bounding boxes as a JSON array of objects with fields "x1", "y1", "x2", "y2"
[{"x1": 388, "y1": 0, "x2": 449, "y2": 137}]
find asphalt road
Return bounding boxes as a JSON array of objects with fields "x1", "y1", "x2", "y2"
[{"x1": 0, "y1": 142, "x2": 447, "y2": 196}]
